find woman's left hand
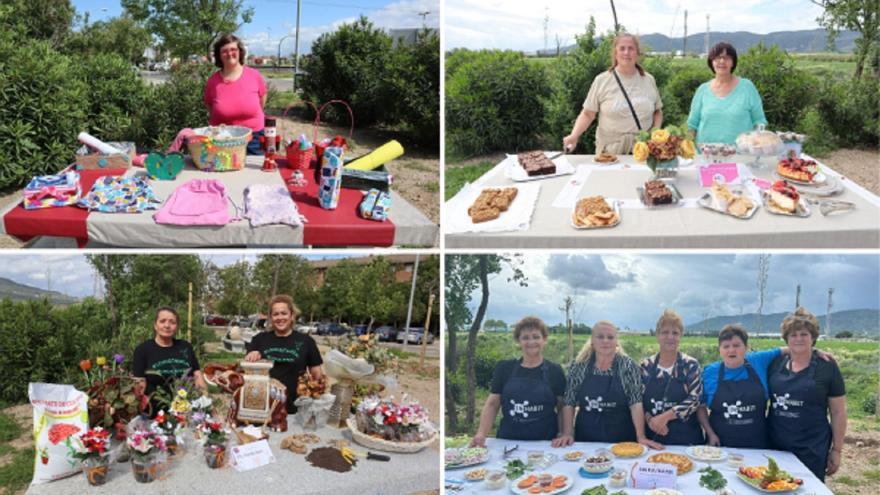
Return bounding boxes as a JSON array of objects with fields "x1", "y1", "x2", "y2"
[
  {"x1": 816, "y1": 349, "x2": 836, "y2": 362},
  {"x1": 827, "y1": 449, "x2": 841, "y2": 476},
  {"x1": 647, "y1": 414, "x2": 670, "y2": 436},
  {"x1": 637, "y1": 436, "x2": 664, "y2": 451}
]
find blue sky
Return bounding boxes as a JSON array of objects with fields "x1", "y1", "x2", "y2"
[
  {"x1": 0, "y1": 253, "x2": 354, "y2": 298},
  {"x1": 456, "y1": 254, "x2": 880, "y2": 330},
  {"x1": 71, "y1": 0, "x2": 439, "y2": 55},
  {"x1": 445, "y1": 0, "x2": 826, "y2": 50}
]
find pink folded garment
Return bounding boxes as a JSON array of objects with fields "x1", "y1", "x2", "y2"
[{"x1": 153, "y1": 179, "x2": 239, "y2": 225}]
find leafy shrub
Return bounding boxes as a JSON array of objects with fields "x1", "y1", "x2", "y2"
[
  {"x1": 658, "y1": 66, "x2": 707, "y2": 128},
  {"x1": 136, "y1": 63, "x2": 213, "y2": 149},
  {"x1": 385, "y1": 29, "x2": 440, "y2": 147},
  {"x1": 738, "y1": 43, "x2": 818, "y2": 132},
  {"x1": 810, "y1": 76, "x2": 880, "y2": 148},
  {"x1": 79, "y1": 53, "x2": 150, "y2": 142},
  {"x1": 862, "y1": 393, "x2": 877, "y2": 415},
  {"x1": 446, "y1": 49, "x2": 550, "y2": 157}
]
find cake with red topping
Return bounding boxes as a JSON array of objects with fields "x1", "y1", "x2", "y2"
[
  {"x1": 777, "y1": 156, "x2": 818, "y2": 182},
  {"x1": 768, "y1": 180, "x2": 799, "y2": 214}
]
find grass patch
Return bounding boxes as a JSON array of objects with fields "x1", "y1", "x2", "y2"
[
  {"x1": 423, "y1": 181, "x2": 439, "y2": 193},
  {"x1": 266, "y1": 89, "x2": 299, "y2": 110},
  {"x1": 388, "y1": 348, "x2": 417, "y2": 360},
  {"x1": 834, "y1": 475, "x2": 860, "y2": 486},
  {"x1": 204, "y1": 349, "x2": 245, "y2": 364},
  {"x1": 0, "y1": 414, "x2": 20, "y2": 444},
  {"x1": 0, "y1": 447, "x2": 33, "y2": 495},
  {"x1": 862, "y1": 468, "x2": 880, "y2": 482},
  {"x1": 403, "y1": 160, "x2": 434, "y2": 173},
  {"x1": 445, "y1": 161, "x2": 495, "y2": 200}
]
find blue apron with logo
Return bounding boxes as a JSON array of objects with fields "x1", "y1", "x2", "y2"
[
  {"x1": 708, "y1": 361, "x2": 769, "y2": 448},
  {"x1": 768, "y1": 354, "x2": 833, "y2": 482},
  {"x1": 496, "y1": 361, "x2": 559, "y2": 441},
  {"x1": 642, "y1": 354, "x2": 705, "y2": 445},
  {"x1": 574, "y1": 357, "x2": 636, "y2": 442}
]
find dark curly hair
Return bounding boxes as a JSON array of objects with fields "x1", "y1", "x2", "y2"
[
  {"x1": 707, "y1": 42, "x2": 738, "y2": 73},
  {"x1": 213, "y1": 33, "x2": 246, "y2": 68}
]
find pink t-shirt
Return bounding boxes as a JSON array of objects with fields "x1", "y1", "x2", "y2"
[{"x1": 204, "y1": 65, "x2": 267, "y2": 132}]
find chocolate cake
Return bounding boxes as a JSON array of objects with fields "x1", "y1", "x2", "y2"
[
  {"x1": 517, "y1": 151, "x2": 556, "y2": 176},
  {"x1": 644, "y1": 180, "x2": 673, "y2": 205}
]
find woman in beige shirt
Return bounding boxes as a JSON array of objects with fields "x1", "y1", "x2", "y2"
[{"x1": 563, "y1": 33, "x2": 663, "y2": 155}]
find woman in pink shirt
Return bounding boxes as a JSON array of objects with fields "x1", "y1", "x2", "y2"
[{"x1": 204, "y1": 33, "x2": 267, "y2": 155}]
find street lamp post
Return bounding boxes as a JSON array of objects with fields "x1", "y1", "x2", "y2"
[
  {"x1": 293, "y1": 0, "x2": 302, "y2": 94},
  {"x1": 277, "y1": 34, "x2": 293, "y2": 69}
]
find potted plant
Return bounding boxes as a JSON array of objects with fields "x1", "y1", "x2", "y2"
[
  {"x1": 188, "y1": 395, "x2": 213, "y2": 434},
  {"x1": 126, "y1": 430, "x2": 167, "y2": 483},
  {"x1": 152, "y1": 410, "x2": 186, "y2": 456},
  {"x1": 81, "y1": 354, "x2": 151, "y2": 443},
  {"x1": 197, "y1": 416, "x2": 230, "y2": 469},
  {"x1": 633, "y1": 125, "x2": 696, "y2": 178},
  {"x1": 67, "y1": 427, "x2": 111, "y2": 486}
]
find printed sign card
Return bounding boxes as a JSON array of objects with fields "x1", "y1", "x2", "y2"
[
  {"x1": 699, "y1": 163, "x2": 740, "y2": 187},
  {"x1": 230, "y1": 439, "x2": 276, "y2": 472},
  {"x1": 630, "y1": 461, "x2": 677, "y2": 489}
]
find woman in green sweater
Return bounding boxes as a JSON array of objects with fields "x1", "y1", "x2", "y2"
[{"x1": 687, "y1": 42, "x2": 767, "y2": 145}]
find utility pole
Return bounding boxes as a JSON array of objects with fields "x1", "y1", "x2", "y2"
[
  {"x1": 705, "y1": 14, "x2": 710, "y2": 55},
  {"x1": 683, "y1": 10, "x2": 688, "y2": 55},
  {"x1": 418, "y1": 11, "x2": 430, "y2": 29},
  {"x1": 610, "y1": 1, "x2": 619, "y2": 33},
  {"x1": 403, "y1": 254, "x2": 420, "y2": 346},
  {"x1": 293, "y1": 0, "x2": 302, "y2": 94},
  {"x1": 543, "y1": 6, "x2": 549, "y2": 52},
  {"x1": 420, "y1": 293, "x2": 435, "y2": 369},
  {"x1": 560, "y1": 296, "x2": 574, "y2": 363},
  {"x1": 825, "y1": 288, "x2": 834, "y2": 337},
  {"x1": 187, "y1": 282, "x2": 193, "y2": 342},
  {"x1": 795, "y1": 284, "x2": 801, "y2": 308}
]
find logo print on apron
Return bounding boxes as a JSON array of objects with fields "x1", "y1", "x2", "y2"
[
  {"x1": 508, "y1": 399, "x2": 543, "y2": 418},
  {"x1": 649, "y1": 398, "x2": 673, "y2": 416}
]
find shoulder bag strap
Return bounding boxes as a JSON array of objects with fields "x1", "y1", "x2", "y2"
[{"x1": 611, "y1": 70, "x2": 642, "y2": 131}]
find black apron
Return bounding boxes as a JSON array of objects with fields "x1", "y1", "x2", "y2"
[
  {"x1": 709, "y1": 361, "x2": 768, "y2": 448},
  {"x1": 574, "y1": 357, "x2": 636, "y2": 442},
  {"x1": 642, "y1": 354, "x2": 705, "y2": 445},
  {"x1": 496, "y1": 360, "x2": 559, "y2": 441},
  {"x1": 768, "y1": 354, "x2": 832, "y2": 482}
]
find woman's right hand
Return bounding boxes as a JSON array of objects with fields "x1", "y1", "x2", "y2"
[
  {"x1": 244, "y1": 351, "x2": 261, "y2": 362},
  {"x1": 469, "y1": 434, "x2": 487, "y2": 448},
  {"x1": 551, "y1": 434, "x2": 574, "y2": 448},
  {"x1": 706, "y1": 432, "x2": 720, "y2": 446},
  {"x1": 562, "y1": 134, "x2": 579, "y2": 153}
]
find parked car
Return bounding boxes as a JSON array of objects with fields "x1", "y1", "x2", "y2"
[
  {"x1": 316, "y1": 322, "x2": 349, "y2": 336},
  {"x1": 205, "y1": 314, "x2": 230, "y2": 326},
  {"x1": 222, "y1": 315, "x2": 268, "y2": 352},
  {"x1": 295, "y1": 321, "x2": 318, "y2": 334},
  {"x1": 396, "y1": 327, "x2": 434, "y2": 344},
  {"x1": 353, "y1": 324, "x2": 369, "y2": 336},
  {"x1": 375, "y1": 325, "x2": 398, "y2": 342}
]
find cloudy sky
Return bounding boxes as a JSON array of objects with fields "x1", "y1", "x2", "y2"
[
  {"x1": 455, "y1": 254, "x2": 879, "y2": 330},
  {"x1": 72, "y1": 0, "x2": 439, "y2": 55},
  {"x1": 0, "y1": 253, "x2": 351, "y2": 298},
  {"x1": 445, "y1": 0, "x2": 826, "y2": 51}
]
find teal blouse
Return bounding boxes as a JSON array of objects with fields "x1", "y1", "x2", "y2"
[{"x1": 687, "y1": 77, "x2": 767, "y2": 145}]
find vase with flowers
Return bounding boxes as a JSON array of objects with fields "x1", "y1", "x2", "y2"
[
  {"x1": 66, "y1": 427, "x2": 111, "y2": 486},
  {"x1": 633, "y1": 126, "x2": 695, "y2": 178},
  {"x1": 197, "y1": 416, "x2": 230, "y2": 469},
  {"x1": 126, "y1": 430, "x2": 167, "y2": 483},
  {"x1": 152, "y1": 410, "x2": 185, "y2": 456}
]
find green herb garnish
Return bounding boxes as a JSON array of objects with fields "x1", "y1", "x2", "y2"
[
  {"x1": 504, "y1": 459, "x2": 527, "y2": 480},
  {"x1": 699, "y1": 465, "x2": 728, "y2": 490}
]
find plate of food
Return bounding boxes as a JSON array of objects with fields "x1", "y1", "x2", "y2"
[
  {"x1": 464, "y1": 467, "x2": 488, "y2": 481},
  {"x1": 698, "y1": 182, "x2": 758, "y2": 219},
  {"x1": 762, "y1": 181, "x2": 811, "y2": 217},
  {"x1": 645, "y1": 489, "x2": 685, "y2": 495},
  {"x1": 776, "y1": 157, "x2": 826, "y2": 185},
  {"x1": 647, "y1": 452, "x2": 694, "y2": 475},
  {"x1": 610, "y1": 441, "x2": 646, "y2": 458},
  {"x1": 506, "y1": 151, "x2": 575, "y2": 181},
  {"x1": 736, "y1": 457, "x2": 803, "y2": 493},
  {"x1": 571, "y1": 196, "x2": 621, "y2": 229},
  {"x1": 563, "y1": 450, "x2": 584, "y2": 461},
  {"x1": 637, "y1": 179, "x2": 683, "y2": 207},
  {"x1": 685, "y1": 445, "x2": 727, "y2": 462},
  {"x1": 510, "y1": 472, "x2": 573, "y2": 495},
  {"x1": 445, "y1": 446, "x2": 489, "y2": 469},
  {"x1": 592, "y1": 152, "x2": 619, "y2": 165}
]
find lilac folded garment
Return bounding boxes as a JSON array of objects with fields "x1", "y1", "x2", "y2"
[{"x1": 243, "y1": 184, "x2": 306, "y2": 228}]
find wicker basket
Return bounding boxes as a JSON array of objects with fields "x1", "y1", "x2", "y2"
[
  {"x1": 282, "y1": 100, "x2": 353, "y2": 169},
  {"x1": 187, "y1": 125, "x2": 251, "y2": 171},
  {"x1": 345, "y1": 417, "x2": 437, "y2": 454}
]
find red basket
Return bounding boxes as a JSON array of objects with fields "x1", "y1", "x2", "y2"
[{"x1": 283, "y1": 100, "x2": 354, "y2": 169}]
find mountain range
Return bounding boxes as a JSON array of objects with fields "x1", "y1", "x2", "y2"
[
  {"x1": 685, "y1": 309, "x2": 879, "y2": 337},
  {"x1": 0, "y1": 277, "x2": 78, "y2": 305},
  {"x1": 545, "y1": 29, "x2": 859, "y2": 55}
]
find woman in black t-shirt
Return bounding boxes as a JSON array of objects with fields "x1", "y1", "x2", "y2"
[
  {"x1": 245, "y1": 294, "x2": 324, "y2": 412},
  {"x1": 133, "y1": 307, "x2": 207, "y2": 415},
  {"x1": 469, "y1": 317, "x2": 566, "y2": 447},
  {"x1": 768, "y1": 307, "x2": 847, "y2": 482}
]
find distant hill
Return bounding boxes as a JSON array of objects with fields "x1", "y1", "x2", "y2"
[
  {"x1": 541, "y1": 29, "x2": 859, "y2": 55},
  {"x1": 0, "y1": 277, "x2": 78, "y2": 305},
  {"x1": 685, "y1": 309, "x2": 879, "y2": 337}
]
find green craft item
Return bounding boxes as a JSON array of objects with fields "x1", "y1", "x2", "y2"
[{"x1": 145, "y1": 151, "x2": 185, "y2": 180}]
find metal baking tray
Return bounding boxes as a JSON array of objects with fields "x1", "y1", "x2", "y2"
[
  {"x1": 636, "y1": 178, "x2": 683, "y2": 208},
  {"x1": 697, "y1": 191, "x2": 759, "y2": 219},
  {"x1": 570, "y1": 198, "x2": 621, "y2": 229},
  {"x1": 762, "y1": 191, "x2": 811, "y2": 217}
]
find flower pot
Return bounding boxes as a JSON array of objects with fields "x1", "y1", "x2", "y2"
[
  {"x1": 400, "y1": 430, "x2": 420, "y2": 443},
  {"x1": 204, "y1": 443, "x2": 227, "y2": 469},
  {"x1": 131, "y1": 455, "x2": 156, "y2": 483},
  {"x1": 652, "y1": 157, "x2": 679, "y2": 178},
  {"x1": 82, "y1": 455, "x2": 110, "y2": 486}
]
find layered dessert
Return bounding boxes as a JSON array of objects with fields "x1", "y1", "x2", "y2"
[
  {"x1": 517, "y1": 150, "x2": 557, "y2": 176},
  {"x1": 643, "y1": 179, "x2": 674, "y2": 205},
  {"x1": 768, "y1": 180, "x2": 799, "y2": 214}
]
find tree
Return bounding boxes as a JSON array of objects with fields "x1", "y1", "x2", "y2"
[
  {"x1": 122, "y1": 0, "x2": 254, "y2": 59},
  {"x1": 63, "y1": 15, "x2": 152, "y2": 65},
  {"x1": 215, "y1": 261, "x2": 258, "y2": 317},
  {"x1": 252, "y1": 254, "x2": 315, "y2": 303},
  {"x1": 483, "y1": 319, "x2": 508, "y2": 332},
  {"x1": 812, "y1": 0, "x2": 879, "y2": 78},
  {"x1": 1, "y1": 0, "x2": 74, "y2": 47}
]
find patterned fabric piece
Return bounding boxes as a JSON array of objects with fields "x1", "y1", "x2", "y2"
[
  {"x1": 640, "y1": 352, "x2": 703, "y2": 421},
  {"x1": 77, "y1": 176, "x2": 162, "y2": 213},
  {"x1": 243, "y1": 184, "x2": 305, "y2": 228},
  {"x1": 23, "y1": 171, "x2": 81, "y2": 209}
]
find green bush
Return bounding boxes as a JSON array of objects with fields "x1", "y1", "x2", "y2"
[
  {"x1": 137, "y1": 63, "x2": 213, "y2": 149},
  {"x1": 810, "y1": 76, "x2": 880, "y2": 148},
  {"x1": 385, "y1": 29, "x2": 440, "y2": 147},
  {"x1": 446, "y1": 49, "x2": 550, "y2": 157},
  {"x1": 738, "y1": 43, "x2": 818, "y2": 132},
  {"x1": 79, "y1": 53, "x2": 150, "y2": 142},
  {"x1": 659, "y1": 66, "x2": 707, "y2": 128}
]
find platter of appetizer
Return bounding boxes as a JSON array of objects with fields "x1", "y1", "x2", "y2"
[{"x1": 510, "y1": 473, "x2": 573, "y2": 495}]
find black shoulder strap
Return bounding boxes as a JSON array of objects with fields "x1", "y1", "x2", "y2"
[{"x1": 611, "y1": 69, "x2": 642, "y2": 130}]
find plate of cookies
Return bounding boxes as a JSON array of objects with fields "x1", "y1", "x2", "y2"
[
  {"x1": 447, "y1": 183, "x2": 541, "y2": 234},
  {"x1": 505, "y1": 151, "x2": 575, "y2": 182},
  {"x1": 571, "y1": 196, "x2": 621, "y2": 229}
]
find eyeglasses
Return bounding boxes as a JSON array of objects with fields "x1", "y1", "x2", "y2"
[{"x1": 220, "y1": 47, "x2": 239, "y2": 55}]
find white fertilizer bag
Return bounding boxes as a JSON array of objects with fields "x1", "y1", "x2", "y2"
[{"x1": 28, "y1": 383, "x2": 89, "y2": 484}]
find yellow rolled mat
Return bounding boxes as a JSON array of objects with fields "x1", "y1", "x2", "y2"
[{"x1": 344, "y1": 140, "x2": 404, "y2": 171}]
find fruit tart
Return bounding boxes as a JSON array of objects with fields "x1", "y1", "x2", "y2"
[
  {"x1": 777, "y1": 156, "x2": 818, "y2": 182},
  {"x1": 767, "y1": 180, "x2": 799, "y2": 214}
]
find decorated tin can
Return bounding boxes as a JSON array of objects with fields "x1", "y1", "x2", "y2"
[{"x1": 318, "y1": 146, "x2": 344, "y2": 210}]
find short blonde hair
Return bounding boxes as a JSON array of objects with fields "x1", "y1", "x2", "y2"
[
  {"x1": 576, "y1": 320, "x2": 627, "y2": 363},
  {"x1": 655, "y1": 309, "x2": 684, "y2": 335},
  {"x1": 609, "y1": 33, "x2": 646, "y2": 76},
  {"x1": 268, "y1": 294, "x2": 301, "y2": 320},
  {"x1": 513, "y1": 316, "x2": 549, "y2": 340},
  {"x1": 780, "y1": 307, "x2": 820, "y2": 344}
]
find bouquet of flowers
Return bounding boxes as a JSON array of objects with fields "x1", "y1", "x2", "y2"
[
  {"x1": 188, "y1": 395, "x2": 213, "y2": 429},
  {"x1": 633, "y1": 126, "x2": 696, "y2": 173},
  {"x1": 126, "y1": 430, "x2": 167, "y2": 462},
  {"x1": 355, "y1": 395, "x2": 436, "y2": 443},
  {"x1": 149, "y1": 372, "x2": 198, "y2": 413},
  {"x1": 197, "y1": 416, "x2": 230, "y2": 469},
  {"x1": 152, "y1": 410, "x2": 185, "y2": 454},
  {"x1": 67, "y1": 427, "x2": 112, "y2": 486},
  {"x1": 335, "y1": 333, "x2": 399, "y2": 375},
  {"x1": 81, "y1": 353, "x2": 150, "y2": 440}
]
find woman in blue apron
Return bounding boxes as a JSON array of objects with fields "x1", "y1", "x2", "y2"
[
  {"x1": 768, "y1": 308, "x2": 846, "y2": 482},
  {"x1": 470, "y1": 317, "x2": 566, "y2": 447},
  {"x1": 554, "y1": 321, "x2": 662, "y2": 450},
  {"x1": 641, "y1": 309, "x2": 705, "y2": 446}
]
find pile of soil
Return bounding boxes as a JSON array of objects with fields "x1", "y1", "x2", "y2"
[{"x1": 305, "y1": 446, "x2": 355, "y2": 473}]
